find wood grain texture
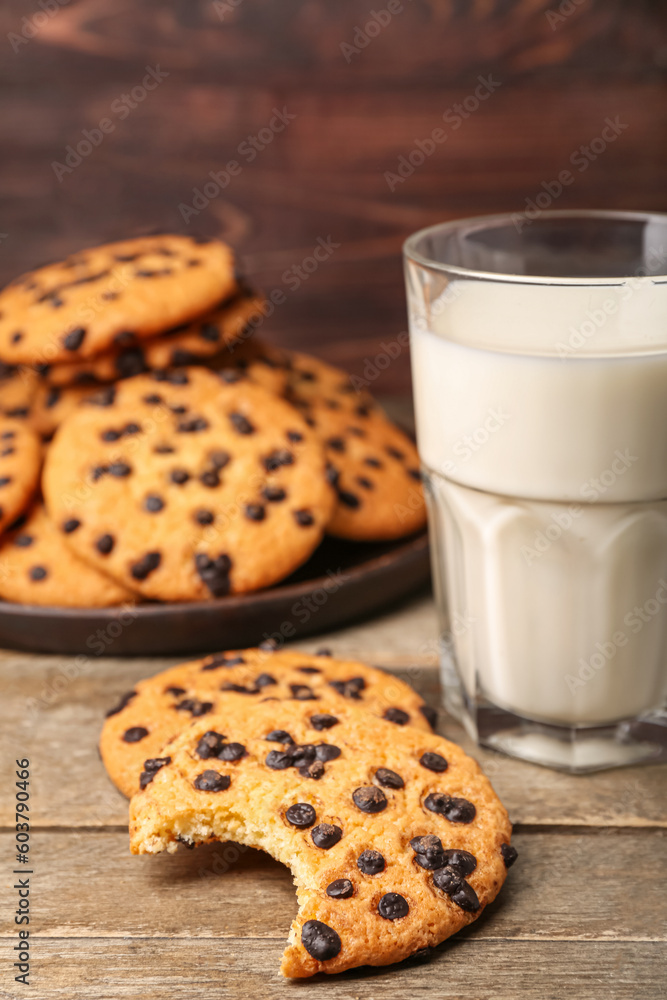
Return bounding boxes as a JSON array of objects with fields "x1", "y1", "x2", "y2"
[
  {"x1": 0, "y1": 829, "x2": 664, "y2": 941},
  {"x1": 1, "y1": 0, "x2": 666, "y2": 393},
  {"x1": 2, "y1": 647, "x2": 666, "y2": 829},
  {"x1": 12, "y1": 940, "x2": 667, "y2": 999}
]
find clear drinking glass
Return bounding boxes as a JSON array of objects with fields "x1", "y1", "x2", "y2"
[{"x1": 404, "y1": 210, "x2": 667, "y2": 772}]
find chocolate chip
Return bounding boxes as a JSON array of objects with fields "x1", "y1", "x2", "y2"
[
  {"x1": 298, "y1": 665, "x2": 321, "y2": 674},
  {"x1": 364, "y1": 456, "x2": 382, "y2": 468},
  {"x1": 195, "y1": 731, "x2": 225, "y2": 758},
  {"x1": 325, "y1": 463, "x2": 339, "y2": 486},
  {"x1": 45, "y1": 387, "x2": 61, "y2": 408},
  {"x1": 326, "y1": 436, "x2": 345, "y2": 453},
  {"x1": 356, "y1": 476, "x2": 374, "y2": 489},
  {"x1": 178, "y1": 416, "x2": 208, "y2": 433},
  {"x1": 194, "y1": 770, "x2": 231, "y2": 792},
  {"x1": 384, "y1": 707, "x2": 409, "y2": 725},
  {"x1": 420, "y1": 704, "x2": 438, "y2": 730},
  {"x1": 122, "y1": 726, "x2": 148, "y2": 743},
  {"x1": 155, "y1": 443, "x2": 175, "y2": 454},
  {"x1": 144, "y1": 494, "x2": 165, "y2": 513},
  {"x1": 101, "y1": 429, "x2": 121, "y2": 442},
  {"x1": 309, "y1": 713, "x2": 339, "y2": 730},
  {"x1": 63, "y1": 327, "x2": 86, "y2": 351},
  {"x1": 244, "y1": 502, "x2": 265, "y2": 521},
  {"x1": 131, "y1": 551, "x2": 161, "y2": 580},
  {"x1": 170, "y1": 468, "x2": 190, "y2": 484},
  {"x1": 441, "y1": 849, "x2": 477, "y2": 876},
  {"x1": 285, "y1": 802, "x2": 316, "y2": 828},
  {"x1": 96, "y1": 534, "x2": 114, "y2": 555},
  {"x1": 315, "y1": 743, "x2": 341, "y2": 762},
  {"x1": 375, "y1": 768, "x2": 404, "y2": 789},
  {"x1": 116, "y1": 348, "x2": 148, "y2": 379},
  {"x1": 144, "y1": 394, "x2": 163, "y2": 405},
  {"x1": 424, "y1": 793, "x2": 476, "y2": 824},
  {"x1": 14, "y1": 534, "x2": 33, "y2": 547},
  {"x1": 253, "y1": 673, "x2": 275, "y2": 689},
  {"x1": 221, "y1": 683, "x2": 257, "y2": 694},
  {"x1": 165, "y1": 686, "x2": 186, "y2": 696},
  {"x1": 357, "y1": 849, "x2": 385, "y2": 874},
  {"x1": 299, "y1": 759, "x2": 325, "y2": 780},
  {"x1": 290, "y1": 683, "x2": 315, "y2": 700},
  {"x1": 105, "y1": 690, "x2": 136, "y2": 717},
  {"x1": 266, "y1": 730, "x2": 294, "y2": 744},
  {"x1": 175, "y1": 698, "x2": 213, "y2": 717},
  {"x1": 330, "y1": 676, "x2": 365, "y2": 700},
  {"x1": 263, "y1": 449, "x2": 293, "y2": 471},
  {"x1": 301, "y1": 920, "x2": 341, "y2": 961},
  {"x1": 378, "y1": 893, "x2": 409, "y2": 920},
  {"x1": 218, "y1": 742, "x2": 246, "y2": 761},
  {"x1": 420, "y1": 752, "x2": 448, "y2": 773},
  {"x1": 11, "y1": 331, "x2": 23, "y2": 343},
  {"x1": 229, "y1": 412, "x2": 254, "y2": 435},
  {"x1": 139, "y1": 756, "x2": 171, "y2": 789},
  {"x1": 0, "y1": 476, "x2": 12, "y2": 487},
  {"x1": 202, "y1": 653, "x2": 245, "y2": 670},
  {"x1": 410, "y1": 834, "x2": 446, "y2": 870},
  {"x1": 262, "y1": 485, "x2": 286, "y2": 502},
  {"x1": 89, "y1": 386, "x2": 116, "y2": 407},
  {"x1": 432, "y1": 866, "x2": 480, "y2": 912},
  {"x1": 29, "y1": 566, "x2": 47, "y2": 581},
  {"x1": 109, "y1": 462, "x2": 132, "y2": 477},
  {"x1": 195, "y1": 552, "x2": 232, "y2": 597},
  {"x1": 199, "y1": 322, "x2": 220, "y2": 342},
  {"x1": 326, "y1": 878, "x2": 354, "y2": 899},
  {"x1": 0, "y1": 447, "x2": 14, "y2": 456},
  {"x1": 192, "y1": 509, "x2": 213, "y2": 525},
  {"x1": 265, "y1": 749, "x2": 293, "y2": 770},
  {"x1": 408, "y1": 468, "x2": 422, "y2": 481},
  {"x1": 386, "y1": 446, "x2": 405, "y2": 460},
  {"x1": 209, "y1": 450, "x2": 231, "y2": 470},
  {"x1": 501, "y1": 843, "x2": 518, "y2": 868},
  {"x1": 293, "y1": 509, "x2": 314, "y2": 527},
  {"x1": 311, "y1": 823, "x2": 342, "y2": 849},
  {"x1": 200, "y1": 470, "x2": 220, "y2": 488},
  {"x1": 337, "y1": 489, "x2": 360, "y2": 508},
  {"x1": 287, "y1": 429, "x2": 303, "y2": 442},
  {"x1": 353, "y1": 785, "x2": 387, "y2": 813}
]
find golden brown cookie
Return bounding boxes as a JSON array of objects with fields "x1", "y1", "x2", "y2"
[
  {"x1": 285, "y1": 351, "x2": 426, "y2": 539},
  {"x1": 0, "y1": 235, "x2": 236, "y2": 366},
  {"x1": 39, "y1": 289, "x2": 265, "y2": 386},
  {"x1": 100, "y1": 647, "x2": 436, "y2": 797},
  {"x1": 129, "y1": 699, "x2": 515, "y2": 978},
  {"x1": 0, "y1": 504, "x2": 136, "y2": 607},
  {"x1": 0, "y1": 418, "x2": 41, "y2": 533},
  {"x1": 43, "y1": 369, "x2": 335, "y2": 602}
]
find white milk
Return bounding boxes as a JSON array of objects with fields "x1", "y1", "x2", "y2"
[{"x1": 411, "y1": 278, "x2": 667, "y2": 726}]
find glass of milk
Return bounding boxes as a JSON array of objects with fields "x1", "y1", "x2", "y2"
[{"x1": 404, "y1": 210, "x2": 667, "y2": 771}]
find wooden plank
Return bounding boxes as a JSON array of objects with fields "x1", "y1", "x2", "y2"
[
  {"x1": 0, "y1": 829, "x2": 664, "y2": 942},
  {"x1": 14, "y1": 939, "x2": 666, "y2": 1000},
  {"x1": 2, "y1": 648, "x2": 666, "y2": 829}
]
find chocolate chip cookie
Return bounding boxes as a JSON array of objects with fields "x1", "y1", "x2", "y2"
[
  {"x1": 0, "y1": 504, "x2": 136, "y2": 606},
  {"x1": 0, "y1": 417, "x2": 41, "y2": 533},
  {"x1": 128, "y1": 699, "x2": 514, "y2": 977},
  {"x1": 39, "y1": 289, "x2": 265, "y2": 386},
  {"x1": 43, "y1": 368, "x2": 335, "y2": 601},
  {"x1": 100, "y1": 647, "x2": 436, "y2": 797},
  {"x1": 0, "y1": 235, "x2": 236, "y2": 366}
]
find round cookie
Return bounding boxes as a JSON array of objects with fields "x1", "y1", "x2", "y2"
[
  {"x1": 40, "y1": 289, "x2": 265, "y2": 387},
  {"x1": 100, "y1": 647, "x2": 437, "y2": 797},
  {"x1": 0, "y1": 235, "x2": 236, "y2": 366},
  {"x1": 0, "y1": 504, "x2": 136, "y2": 607},
  {"x1": 43, "y1": 368, "x2": 335, "y2": 602},
  {"x1": 128, "y1": 699, "x2": 514, "y2": 978},
  {"x1": 0, "y1": 418, "x2": 41, "y2": 534}
]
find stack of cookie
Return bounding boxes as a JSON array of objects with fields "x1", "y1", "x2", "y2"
[
  {"x1": 100, "y1": 646, "x2": 517, "y2": 978},
  {"x1": 0, "y1": 235, "x2": 426, "y2": 607}
]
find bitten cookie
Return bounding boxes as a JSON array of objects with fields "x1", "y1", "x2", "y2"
[
  {"x1": 0, "y1": 235, "x2": 236, "y2": 366},
  {"x1": 100, "y1": 647, "x2": 436, "y2": 797},
  {"x1": 129, "y1": 699, "x2": 515, "y2": 978},
  {"x1": 43, "y1": 369, "x2": 335, "y2": 602},
  {"x1": 39, "y1": 289, "x2": 266, "y2": 386},
  {"x1": 0, "y1": 418, "x2": 41, "y2": 533},
  {"x1": 0, "y1": 504, "x2": 136, "y2": 607}
]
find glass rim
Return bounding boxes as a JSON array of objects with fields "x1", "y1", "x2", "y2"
[{"x1": 403, "y1": 209, "x2": 667, "y2": 286}]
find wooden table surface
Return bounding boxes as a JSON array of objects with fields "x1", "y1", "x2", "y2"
[{"x1": 1, "y1": 592, "x2": 665, "y2": 999}]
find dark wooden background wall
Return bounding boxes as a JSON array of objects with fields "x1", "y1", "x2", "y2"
[{"x1": 1, "y1": 0, "x2": 666, "y2": 394}]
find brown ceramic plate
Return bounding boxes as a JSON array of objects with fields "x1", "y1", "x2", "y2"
[{"x1": 0, "y1": 531, "x2": 430, "y2": 656}]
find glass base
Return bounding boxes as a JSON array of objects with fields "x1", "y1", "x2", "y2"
[{"x1": 441, "y1": 648, "x2": 667, "y2": 773}]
